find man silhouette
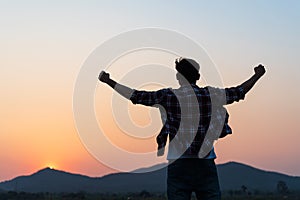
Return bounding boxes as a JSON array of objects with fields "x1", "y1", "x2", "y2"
[{"x1": 98, "y1": 58, "x2": 266, "y2": 200}]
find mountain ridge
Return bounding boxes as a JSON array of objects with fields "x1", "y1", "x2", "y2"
[{"x1": 0, "y1": 161, "x2": 299, "y2": 193}]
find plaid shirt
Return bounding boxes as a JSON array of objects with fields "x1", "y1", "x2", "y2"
[{"x1": 130, "y1": 84, "x2": 245, "y2": 159}]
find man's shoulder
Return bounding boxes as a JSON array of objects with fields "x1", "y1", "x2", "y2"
[
  {"x1": 157, "y1": 88, "x2": 172, "y2": 93},
  {"x1": 170, "y1": 85, "x2": 210, "y2": 91}
]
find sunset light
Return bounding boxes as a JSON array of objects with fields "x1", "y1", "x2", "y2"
[
  {"x1": 48, "y1": 165, "x2": 55, "y2": 170},
  {"x1": 0, "y1": 0, "x2": 299, "y2": 191}
]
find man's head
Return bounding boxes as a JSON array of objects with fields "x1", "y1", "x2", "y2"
[{"x1": 175, "y1": 58, "x2": 200, "y2": 85}]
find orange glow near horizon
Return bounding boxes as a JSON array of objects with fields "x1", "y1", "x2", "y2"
[
  {"x1": 1, "y1": 62, "x2": 299, "y2": 181},
  {"x1": 46, "y1": 164, "x2": 56, "y2": 170}
]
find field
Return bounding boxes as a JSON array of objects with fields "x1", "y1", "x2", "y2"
[{"x1": 1, "y1": 191, "x2": 300, "y2": 200}]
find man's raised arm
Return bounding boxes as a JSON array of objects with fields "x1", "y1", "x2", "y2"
[
  {"x1": 213, "y1": 64, "x2": 266, "y2": 105},
  {"x1": 239, "y1": 64, "x2": 266, "y2": 95},
  {"x1": 98, "y1": 71, "x2": 134, "y2": 99}
]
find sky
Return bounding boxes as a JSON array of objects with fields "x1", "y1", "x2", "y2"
[{"x1": 1, "y1": 0, "x2": 300, "y2": 182}]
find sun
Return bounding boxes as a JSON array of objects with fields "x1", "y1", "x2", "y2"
[{"x1": 46, "y1": 163, "x2": 57, "y2": 170}]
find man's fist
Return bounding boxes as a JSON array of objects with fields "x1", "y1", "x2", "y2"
[
  {"x1": 254, "y1": 64, "x2": 266, "y2": 77},
  {"x1": 99, "y1": 71, "x2": 110, "y2": 83}
]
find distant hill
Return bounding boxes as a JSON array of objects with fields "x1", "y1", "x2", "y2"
[
  {"x1": 0, "y1": 167, "x2": 166, "y2": 193},
  {"x1": 218, "y1": 162, "x2": 300, "y2": 191},
  {"x1": 0, "y1": 167, "x2": 94, "y2": 193},
  {"x1": 0, "y1": 162, "x2": 299, "y2": 193}
]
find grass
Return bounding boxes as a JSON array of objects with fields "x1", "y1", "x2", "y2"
[{"x1": 0, "y1": 191, "x2": 300, "y2": 200}]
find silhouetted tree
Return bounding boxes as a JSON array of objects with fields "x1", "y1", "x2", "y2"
[
  {"x1": 241, "y1": 185, "x2": 248, "y2": 194},
  {"x1": 277, "y1": 180, "x2": 289, "y2": 194},
  {"x1": 139, "y1": 190, "x2": 151, "y2": 198}
]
